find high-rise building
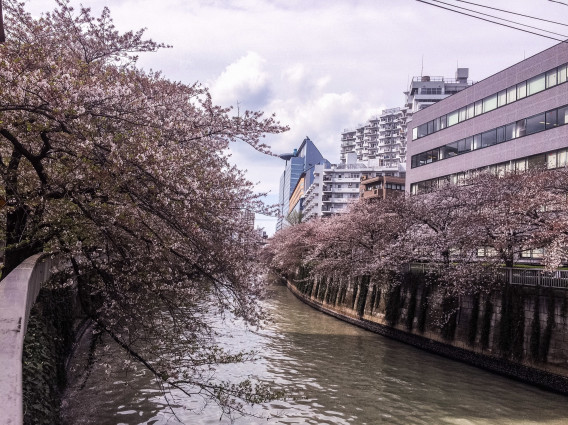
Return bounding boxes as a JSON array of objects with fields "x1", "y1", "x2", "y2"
[
  {"x1": 340, "y1": 68, "x2": 473, "y2": 172},
  {"x1": 404, "y1": 68, "x2": 472, "y2": 114},
  {"x1": 276, "y1": 137, "x2": 327, "y2": 231},
  {"x1": 407, "y1": 42, "x2": 568, "y2": 195},
  {"x1": 340, "y1": 108, "x2": 409, "y2": 167}
]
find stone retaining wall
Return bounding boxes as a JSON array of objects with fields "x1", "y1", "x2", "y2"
[{"x1": 287, "y1": 279, "x2": 568, "y2": 395}]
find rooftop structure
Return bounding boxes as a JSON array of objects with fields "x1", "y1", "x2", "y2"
[{"x1": 404, "y1": 68, "x2": 473, "y2": 113}]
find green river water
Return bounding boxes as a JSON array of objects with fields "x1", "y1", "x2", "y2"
[{"x1": 62, "y1": 284, "x2": 568, "y2": 425}]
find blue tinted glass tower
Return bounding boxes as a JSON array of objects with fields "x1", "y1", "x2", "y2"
[{"x1": 276, "y1": 137, "x2": 327, "y2": 231}]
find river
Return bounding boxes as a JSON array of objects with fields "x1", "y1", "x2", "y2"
[{"x1": 62, "y1": 284, "x2": 568, "y2": 425}]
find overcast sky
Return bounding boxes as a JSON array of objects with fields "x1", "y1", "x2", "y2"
[{"x1": 30, "y1": 0, "x2": 566, "y2": 234}]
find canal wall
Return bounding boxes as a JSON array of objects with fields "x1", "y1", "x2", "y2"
[{"x1": 287, "y1": 274, "x2": 568, "y2": 394}]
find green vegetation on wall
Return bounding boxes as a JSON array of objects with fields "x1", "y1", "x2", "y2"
[
  {"x1": 356, "y1": 276, "x2": 370, "y2": 317},
  {"x1": 480, "y1": 294, "x2": 493, "y2": 350},
  {"x1": 417, "y1": 282, "x2": 430, "y2": 333},
  {"x1": 540, "y1": 289, "x2": 555, "y2": 362},
  {"x1": 467, "y1": 294, "x2": 480, "y2": 346},
  {"x1": 325, "y1": 279, "x2": 340, "y2": 306},
  {"x1": 405, "y1": 274, "x2": 418, "y2": 332},
  {"x1": 530, "y1": 290, "x2": 541, "y2": 361},
  {"x1": 23, "y1": 286, "x2": 76, "y2": 425},
  {"x1": 499, "y1": 284, "x2": 525, "y2": 360},
  {"x1": 440, "y1": 295, "x2": 459, "y2": 341},
  {"x1": 385, "y1": 284, "x2": 402, "y2": 327},
  {"x1": 317, "y1": 277, "x2": 327, "y2": 301},
  {"x1": 338, "y1": 283, "x2": 348, "y2": 306},
  {"x1": 351, "y1": 279, "x2": 359, "y2": 310},
  {"x1": 369, "y1": 284, "x2": 378, "y2": 315}
]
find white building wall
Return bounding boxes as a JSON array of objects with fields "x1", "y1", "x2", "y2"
[
  {"x1": 302, "y1": 153, "x2": 405, "y2": 219},
  {"x1": 302, "y1": 164, "x2": 324, "y2": 221}
]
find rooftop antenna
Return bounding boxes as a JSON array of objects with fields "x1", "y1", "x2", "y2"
[{"x1": 421, "y1": 55, "x2": 424, "y2": 77}]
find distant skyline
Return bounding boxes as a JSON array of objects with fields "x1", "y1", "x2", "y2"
[{"x1": 30, "y1": 0, "x2": 565, "y2": 233}]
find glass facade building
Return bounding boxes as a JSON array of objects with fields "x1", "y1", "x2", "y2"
[{"x1": 276, "y1": 137, "x2": 327, "y2": 231}]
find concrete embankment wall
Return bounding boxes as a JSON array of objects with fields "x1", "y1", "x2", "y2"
[
  {"x1": 0, "y1": 254, "x2": 57, "y2": 425},
  {"x1": 287, "y1": 275, "x2": 568, "y2": 394}
]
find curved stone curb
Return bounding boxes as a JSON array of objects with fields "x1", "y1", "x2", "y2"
[{"x1": 0, "y1": 254, "x2": 57, "y2": 425}]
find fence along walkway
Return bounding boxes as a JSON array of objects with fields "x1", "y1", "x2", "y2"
[
  {"x1": 0, "y1": 254, "x2": 57, "y2": 425},
  {"x1": 408, "y1": 263, "x2": 568, "y2": 289}
]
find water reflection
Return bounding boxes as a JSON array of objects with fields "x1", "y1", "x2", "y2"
[{"x1": 62, "y1": 285, "x2": 568, "y2": 425}]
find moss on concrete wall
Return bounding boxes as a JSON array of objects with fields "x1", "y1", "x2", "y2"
[{"x1": 22, "y1": 287, "x2": 76, "y2": 425}]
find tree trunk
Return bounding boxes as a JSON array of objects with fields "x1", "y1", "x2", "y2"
[
  {"x1": 3, "y1": 205, "x2": 42, "y2": 277},
  {"x1": 0, "y1": 1, "x2": 5, "y2": 44}
]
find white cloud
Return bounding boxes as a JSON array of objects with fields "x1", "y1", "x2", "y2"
[
  {"x1": 29, "y1": 0, "x2": 563, "y2": 236},
  {"x1": 266, "y1": 90, "x2": 382, "y2": 163},
  {"x1": 209, "y1": 51, "x2": 272, "y2": 109}
]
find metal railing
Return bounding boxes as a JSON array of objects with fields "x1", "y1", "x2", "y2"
[
  {"x1": 407, "y1": 263, "x2": 568, "y2": 289},
  {"x1": 503, "y1": 268, "x2": 568, "y2": 289}
]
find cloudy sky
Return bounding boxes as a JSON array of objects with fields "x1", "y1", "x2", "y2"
[{"x1": 30, "y1": 0, "x2": 566, "y2": 233}]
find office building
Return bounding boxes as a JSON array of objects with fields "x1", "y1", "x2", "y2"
[
  {"x1": 407, "y1": 42, "x2": 568, "y2": 195},
  {"x1": 276, "y1": 137, "x2": 327, "y2": 231}
]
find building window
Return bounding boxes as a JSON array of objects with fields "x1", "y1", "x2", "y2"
[
  {"x1": 526, "y1": 113, "x2": 546, "y2": 135},
  {"x1": 497, "y1": 90, "x2": 507, "y2": 107},
  {"x1": 483, "y1": 94, "x2": 498, "y2": 113},
  {"x1": 481, "y1": 129, "x2": 497, "y2": 147},
  {"x1": 514, "y1": 119, "x2": 526, "y2": 138},
  {"x1": 507, "y1": 85, "x2": 517, "y2": 103},
  {"x1": 517, "y1": 81, "x2": 527, "y2": 99},
  {"x1": 412, "y1": 62, "x2": 568, "y2": 141},
  {"x1": 474, "y1": 100, "x2": 483, "y2": 116},
  {"x1": 410, "y1": 103, "x2": 568, "y2": 169},
  {"x1": 545, "y1": 110, "x2": 558, "y2": 129},
  {"x1": 527, "y1": 73, "x2": 546, "y2": 95},
  {"x1": 559, "y1": 65, "x2": 568, "y2": 83},
  {"x1": 546, "y1": 68, "x2": 557, "y2": 88},
  {"x1": 558, "y1": 106, "x2": 568, "y2": 125},
  {"x1": 447, "y1": 110, "x2": 459, "y2": 126}
]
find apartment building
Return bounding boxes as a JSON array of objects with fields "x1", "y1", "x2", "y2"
[
  {"x1": 360, "y1": 175, "x2": 406, "y2": 201},
  {"x1": 302, "y1": 153, "x2": 405, "y2": 219},
  {"x1": 340, "y1": 68, "x2": 472, "y2": 171},
  {"x1": 340, "y1": 107, "x2": 408, "y2": 166},
  {"x1": 406, "y1": 42, "x2": 568, "y2": 195}
]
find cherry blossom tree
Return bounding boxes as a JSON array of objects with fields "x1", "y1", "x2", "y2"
[
  {"x1": 0, "y1": 0, "x2": 287, "y2": 416},
  {"x1": 265, "y1": 166, "x2": 568, "y2": 300},
  {"x1": 459, "y1": 169, "x2": 568, "y2": 271}
]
